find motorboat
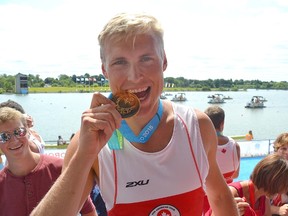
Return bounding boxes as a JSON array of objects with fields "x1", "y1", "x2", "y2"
[
  {"x1": 208, "y1": 94, "x2": 232, "y2": 100},
  {"x1": 245, "y1": 96, "x2": 266, "y2": 108},
  {"x1": 208, "y1": 93, "x2": 225, "y2": 104},
  {"x1": 223, "y1": 95, "x2": 233, "y2": 100},
  {"x1": 254, "y1": 96, "x2": 267, "y2": 102},
  {"x1": 160, "y1": 92, "x2": 167, "y2": 99},
  {"x1": 171, "y1": 93, "x2": 187, "y2": 102},
  {"x1": 164, "y1": 92, "x2": 173, "y2": 96}
]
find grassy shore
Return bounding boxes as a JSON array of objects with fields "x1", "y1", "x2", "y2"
[
  {"x1": 45, "y1": 144, "x2": 69, "y2": 149},
  {"x1": 28, "y1": 86, "x2": 236, "y2": 93},
  {"x1": 29, "y1": 86, "x2": 111, "y2": 93}
]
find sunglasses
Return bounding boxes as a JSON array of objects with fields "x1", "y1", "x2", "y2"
[{"x1": 0, "y1": 127, "x2": 27, "y2": 144}]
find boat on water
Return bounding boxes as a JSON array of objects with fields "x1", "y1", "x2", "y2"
[
  {"x1": 160, "y1": 92, "x2": 167, "y2": 99},
  {"x1": 245, "y1": 96, "x2": 266, "y2": 108},
  {"x1": 223, "y1": 96, "x2": 233, "y2": 100},
  {"x1": 207, "y1": 94, "x2": 232, "y2": 100},
  {"x1": 255, "y1": 95, "x2": 267, "y2": 102},
  {"x1": 208, "y1": 93, "x2": 225, "y2": 104},
  {"x1": 171, "y1": 93, "x2": 187, "y2": 102},
  {"x1": 164, "y1": 92, "x2": 173, "y2": 96}
]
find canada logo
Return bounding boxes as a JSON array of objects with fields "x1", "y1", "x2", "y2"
[{"x1": 149, "y1": 204, "x2": 180, "y2": 216}]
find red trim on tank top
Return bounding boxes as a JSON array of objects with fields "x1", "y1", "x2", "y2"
[
  {"x1": 112, "y1": 150, "x2": 118, "y2": 206},
  {"x1": 177, "y1": 114, "x2": 204, "y2": 187}
]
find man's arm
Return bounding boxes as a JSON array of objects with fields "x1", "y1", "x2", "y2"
[
  {"x1": 63, "y1": 131, "x2": 97, "y2": 212},
  {"x1": 196, "y1": 110, "x2": 239, "y2": 216},
  {"x1": 31, "y1": 93, "x2": 122, "y2": 216},
  {"x1": 30, "y1": 149, "x2": 97, "y2": 216}
]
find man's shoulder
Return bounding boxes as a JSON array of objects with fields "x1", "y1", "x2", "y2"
[{"x1": 171, "y1": 102, "x2": 196, "y2": 117}]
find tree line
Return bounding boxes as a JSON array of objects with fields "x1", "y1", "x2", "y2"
[{"x1": 0, "y1": 73, "x2": 287, "y2": 93}]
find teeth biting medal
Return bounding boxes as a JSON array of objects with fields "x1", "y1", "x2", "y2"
[{"x1": 110, "y1": 92, "x2": 140, "y2": 118}]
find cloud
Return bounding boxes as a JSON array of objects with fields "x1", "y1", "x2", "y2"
[{"x1": 0, "y1": 0, "x2": 288, "y2": 81}]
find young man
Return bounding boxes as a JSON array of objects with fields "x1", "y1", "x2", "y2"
[
  {"x1": 0, "y1": 100, "x2": 45, "y2": 154},
  {"x1": 31, "y1": 13, "x2": 238, "y2": 216},
  {"x1": 204, "y1": 106, "x2": 241, "y2": 214},
  {"x1": 0, "y1": 107, "x2": 96, "y2": 216},
  {"x1": 204, "y1": 105, "x2": 241, "y2": 183}
]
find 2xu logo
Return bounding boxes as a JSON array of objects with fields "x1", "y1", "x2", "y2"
[{"x1": 126, "y1": 179, "x2": 150, "y2": 187}]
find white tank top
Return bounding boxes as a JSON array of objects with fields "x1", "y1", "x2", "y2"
[
  {"x1": 216, "y1": 137, "x2": 239, "y2": 182},
  {"x1": 98, "y1": 103, "x2": 209, "y2": 214}
]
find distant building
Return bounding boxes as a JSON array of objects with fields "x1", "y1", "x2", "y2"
[{"x1": 15, "y1": 73, "x2": 28, "y2": 94}]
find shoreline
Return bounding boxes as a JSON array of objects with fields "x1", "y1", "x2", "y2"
[{"x1": 1, "y1": 87, "x2": 249, "y2": 94}]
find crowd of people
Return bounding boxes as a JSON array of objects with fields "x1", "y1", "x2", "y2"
[{"x1": 1, "y1": 12, "x2": 287, "y2": 216}]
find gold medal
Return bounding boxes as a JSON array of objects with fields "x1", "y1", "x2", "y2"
[{"x1": 110, "y1": 92, "x2": 140, "y2": 118}]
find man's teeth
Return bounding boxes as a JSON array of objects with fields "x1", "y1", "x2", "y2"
[
  {"x1": 10, "y1": 144, "x2": 22, "y2": 150},
  {"x1": 128, "y1": 87, "x2": 148, "y2": 93}
]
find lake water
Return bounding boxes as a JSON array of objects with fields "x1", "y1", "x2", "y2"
[
  {"x1": 235, "y1": 156, "x2": 263, "y2": 181},
  {"x1": 0, "y1": 89, "x2": 287, "y2": 142}
]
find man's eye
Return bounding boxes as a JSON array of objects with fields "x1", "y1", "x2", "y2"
[
  {"x1": 113, "y1": 60, "x2": 127, "y2": 65},
  {"x1": 141, "y1": 56, "x2": 152, "y2": 62}
]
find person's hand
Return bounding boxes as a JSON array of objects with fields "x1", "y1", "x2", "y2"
[
  {"x1": 78, "y1": 93, "x2": 122, "y2": 157},
  {"x1": 278, "y1": 204, "x2": 288, "y2": 216},
  {"x1": 234, "y1": 197, "x2": 250, "y2": 216},
  {"x1": 24, "y1": 114, "x2": 34, "y2": 128}
]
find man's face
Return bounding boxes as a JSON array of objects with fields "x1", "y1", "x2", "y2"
[
  {"x1": 102, "y1": 34, "x2": 167, "y2": 117},
  {"x1": 0, "y1": 119, "x2": 29, "y2": 158}
]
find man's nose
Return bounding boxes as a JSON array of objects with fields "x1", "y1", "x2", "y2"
[{"x1": 127, "y1": 64, "x2": 142, "y2": 82}]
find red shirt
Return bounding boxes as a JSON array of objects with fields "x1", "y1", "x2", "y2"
[{"x1": 0, "y1": 155, "x2": 95, "y2": 216}]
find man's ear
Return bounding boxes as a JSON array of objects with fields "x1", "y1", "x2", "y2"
[
  {"x1": 163, "y1": 53, "x2": 168, "y2": 71},
  {"x1": 102, "y1": 64, "x2": 108, "y2": 78}
]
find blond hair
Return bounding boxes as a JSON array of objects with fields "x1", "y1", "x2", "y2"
[
  {"x1": 98, "y1": 13, "x2": 165, "y2": 63},
  {"x1": 273, "y1": 132, "x2": 288, "y2": 152},
  {"x1": 0, "y1": 107, "x2": 27, "y2": 127}
]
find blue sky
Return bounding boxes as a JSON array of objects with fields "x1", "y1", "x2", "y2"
[{"x1": 0, "y1": 0, "x2": 288, "y2": 81}]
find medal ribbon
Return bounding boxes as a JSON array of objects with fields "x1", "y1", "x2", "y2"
[
  {"x1": 108, "y1": 100, "x2": 163, "y2": 149},
  {"x1": 119, "y1": 100, "x2": 163, "y2": 143}
]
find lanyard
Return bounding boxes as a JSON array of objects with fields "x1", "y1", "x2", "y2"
[
  {"x1": 108, "y1": 100, "x2": 163, "y2": 149},
  {"x1": 119, "y1": 100, "x2": 163, "y2": 143}
]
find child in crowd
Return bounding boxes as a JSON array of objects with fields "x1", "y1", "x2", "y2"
[
  {"x1": 229, "y1": 153, "x2": 288, "y2": 216},
  {"x1": 271, "y1": 133, "x2": 288, "y2": 216}
]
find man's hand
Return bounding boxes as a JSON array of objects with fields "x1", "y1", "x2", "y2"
[{"x1": 78, "y1": 93, "x2": 122, "y2": 157}]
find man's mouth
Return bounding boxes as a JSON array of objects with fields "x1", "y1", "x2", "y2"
[
  {"x1": 9, "y1": 144, "x2": 23, "y2": 150},
  {"x1": 128, "y1": 87, "x2": 150, "y2": 100}
]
